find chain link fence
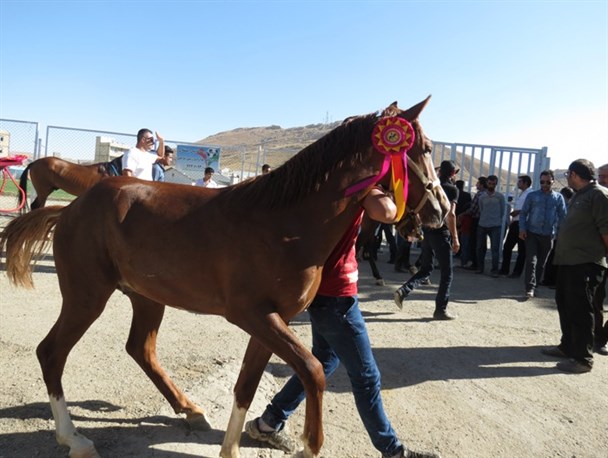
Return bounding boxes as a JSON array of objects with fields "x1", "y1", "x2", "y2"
[
  {"x1": 0, "y1": 119, "x2": 40, "y2": 213},
  {"x1": 0, "y1": 119, "x2": 299, "y2": 212}
]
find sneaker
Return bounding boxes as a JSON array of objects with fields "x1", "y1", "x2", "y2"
[
  {"x1": 245, "y1": 418, "x2": 298, "y2": 453},
  {"x1": 432, "y1": 310, "x2": 457, "y2": 320},
  {"x1": 593, "y1": 344, "x2": 608, "y2": 356},
  {"x1": 556, "y1": 359, "x2": 592, "y2": 374},
  {"x1": 408, "y1": 265, "x2": 419, "y2": 275},
  {"x1": 394, "y1": 288, "x2": 408, "y2": 309},
  {"x1": 420, "y1": 278, "x2": 431, "y2": 286},
  {"x1": 541, "y1": 346, "x2": 569, "y2": 358},
  {"x1": 385, "y1": 446, "x2": 441, "y2": 458},
  {"x1": 525, "y1": 289, "x2": 534, "y2": 299}
]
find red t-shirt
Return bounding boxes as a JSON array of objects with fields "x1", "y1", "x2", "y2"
[{"x1": 317, "y1": 210, "x2": 364, "y2": 297}]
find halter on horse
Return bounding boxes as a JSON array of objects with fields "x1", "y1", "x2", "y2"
[{"x1": 1, "y1": 97, "x2": 449, "y2": 458}]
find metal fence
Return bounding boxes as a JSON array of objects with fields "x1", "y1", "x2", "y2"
[
  {"x1": 1, "y1": 117, "x2": 551, "y2": 216},
  {"x1": 432, "y1": 141, "x2": 550, "y2": 195}
]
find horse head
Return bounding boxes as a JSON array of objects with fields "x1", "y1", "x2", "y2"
[{"x1": 380, "y1": 96, "x2": 450, "y2": 237}]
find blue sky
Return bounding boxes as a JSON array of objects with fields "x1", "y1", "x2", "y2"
[{"x1": 1, "y1": 0, "x2": 606, "y2": 169}]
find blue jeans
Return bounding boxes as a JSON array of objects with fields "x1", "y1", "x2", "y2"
[
  {"x1": 476, "y1": 225, "x2": 501, "y2": 272},
  {"x1": 400, "y1": 227, "x2": 453, "y2": 312},
  {"x1": 261, "y1": 295, "x2": 402, "y2": 456}
]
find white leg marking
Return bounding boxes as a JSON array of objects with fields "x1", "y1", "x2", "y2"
[
  {"x1": 50, "y1": 395, "x2": 99, "y2": 458},
  {"x1": 219, "y1": 396, "x2": 246, "y2": 458}
]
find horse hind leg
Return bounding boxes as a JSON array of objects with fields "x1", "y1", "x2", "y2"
[
  {"x1": 37, "y1": 291, "x2": 113, "y2": 458},
  {"x1": 126, "y1": 293, "x2": 211, "y2": 430}
]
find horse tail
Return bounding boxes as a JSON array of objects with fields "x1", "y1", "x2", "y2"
[
  {"x1": 0, "y1": 206, "x2": 64, "y2": 289},
  {"x1": 18, "y1": 164, "x2": 30, "y2": 209}
]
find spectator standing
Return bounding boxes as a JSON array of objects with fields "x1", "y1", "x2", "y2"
[
  {"x1": 455, "y1": 180, "x2": 472, "y2": 216},
  {"x1": 541, "y1": 186, "x2": 574, "y2": 288},
  {"x1": 245, "y1": 186, "x2": 439, "y2": 458},
  {"x1": 499, "y1": 175, "x2": 532, "y2": 277},
  {"x1": 195, "y1": 167, "x2": 219, "y2": 188},
  {"x1": 476, "y1": 175, "x2": 505, "y2": 277},
  {"x1": 122, "y1": 129, "x2": 164, "y2": 180},
  {"x1": 463, "y1": 177, "x2": 487, "y2": 270},
  {"x1": 518, "y1": 170, "x2": 566, "y2": 299},
  {"x1": 393, "y1": 160, "x2": 460, "y2": 320},
  {"x1": 542, "y1": 159, "x2": 608, "y2": 373},
  {"x1": 593, "y1": 163, "x2": 608, "y2": 355},
  {"x1": 152, "y1": 146, "x2": 175, "y2": 182}
]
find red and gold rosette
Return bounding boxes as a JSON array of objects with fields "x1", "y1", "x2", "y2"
[{"x1": 371, "y1": 117, "x2": 415, "y2": 219}]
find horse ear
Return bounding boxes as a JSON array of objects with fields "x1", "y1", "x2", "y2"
[
  {"x1": 381, "y1": 101, "x2": 400, "y2": 117},
  {"x1": 399, "y1": 95, "x2": 432, "y2": 121}
]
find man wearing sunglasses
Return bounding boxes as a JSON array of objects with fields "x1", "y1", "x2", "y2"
[
  {"x1": 122, "y1": 128, "x2": 165, "y2": 181},
  {"x1": 518, "y1": 170, "x2": 566, "y2": 299}
]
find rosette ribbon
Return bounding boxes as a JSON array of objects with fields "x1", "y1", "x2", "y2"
[{"x1": 344, "y1": 116, "x2": 415, "y2": 220}]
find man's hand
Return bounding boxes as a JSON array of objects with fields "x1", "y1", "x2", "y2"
[{"x1": 519, "y1": 230, "x2": 527, "y2": 240}]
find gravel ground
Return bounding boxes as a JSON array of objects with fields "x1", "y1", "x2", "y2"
[{"x1": 1, "y1": 212, "x2": 607, "y2": 458}]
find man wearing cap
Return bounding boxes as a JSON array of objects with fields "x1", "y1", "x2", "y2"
[
  {"x1": 542, "y1": 159, "x2": 608, "y2": 373},
  {"x1": 394, "y1": 160, "x2": 460, "y2": 320}
]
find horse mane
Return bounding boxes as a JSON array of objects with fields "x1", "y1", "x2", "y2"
[{"x1": 222, "y1": 112, "x2": 380, "y2": 209}]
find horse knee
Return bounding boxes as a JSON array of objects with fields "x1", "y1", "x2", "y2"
[{"x1": 306, "y1": 357, "x2": 326, "y2": 393}]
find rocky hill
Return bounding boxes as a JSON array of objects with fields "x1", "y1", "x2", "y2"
[{"x1": 197, "y1": 122, "x2": 341, "y2": 155}]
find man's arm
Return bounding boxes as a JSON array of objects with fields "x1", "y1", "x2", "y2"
[
  {"x1": 446, "y1": 201, "x2": 460, "y2": 253},
  {"x1": 362, "y1": 187, "x2": 398, "y2": 224},
  {"x1": 155, "y1": 132, "x2": 164, "y2": 159}
]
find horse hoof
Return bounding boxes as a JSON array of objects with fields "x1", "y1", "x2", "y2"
[
  {"x1": 69, "y1": 444, "x2": 101, "y2": 458},
  {"x1": 375, "y1": 278, "x2": 385, "y2": 286},
  {"x1": 186, "y1": 412, "x2": 212, "y2": 431}
]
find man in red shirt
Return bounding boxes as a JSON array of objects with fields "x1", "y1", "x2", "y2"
[{"x1": 246, "y1": 186, "x2": 439, "y2": 458}]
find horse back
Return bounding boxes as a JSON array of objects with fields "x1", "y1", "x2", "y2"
[{"x1": 54, "y1": 178, "x2": 320, "y2": 319}]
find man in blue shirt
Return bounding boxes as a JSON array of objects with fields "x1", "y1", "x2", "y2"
[
  {"x1": 152, "y1": 146, "x2": 174, "y2": 182},
  {"x1": 519, "y1": 170, "x2": 567, "y2": 298}
]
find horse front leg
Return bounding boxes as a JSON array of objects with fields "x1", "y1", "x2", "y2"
[
  {"x1": 235, "y1": 312, "x2": 325, "y2": 458},
  {"x1": 126, "y1": 294, "x2": 211, "y2": 430},
  {"x1": 220, "y1": 337, "x2": 272, "y2": 458}
]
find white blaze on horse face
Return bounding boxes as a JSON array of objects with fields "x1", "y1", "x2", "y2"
[
  {"x1": 219, "y1": 398, "x2": 247, "y2": 458},
  {"x1": 49, "y1": 394, "x2": 100, "y2": 457}
]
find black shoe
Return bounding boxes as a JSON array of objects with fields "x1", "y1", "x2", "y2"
[
  {"x1": 556, "y1": 359, "x2": 592, "y2": 374},
  {"x1": 508, "y1": 272, "x2": 520, "y2": 278},
  {"x1": 541, "y1": 346, "x2": 569, "y2": 358},
  {"x1": 433, "y1": 310, "x2": 457, "y2": 320}
]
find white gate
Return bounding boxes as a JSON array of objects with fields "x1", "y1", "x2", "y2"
[{"x1": 432, "y1": 141, "x2": 550, "y2": 195}]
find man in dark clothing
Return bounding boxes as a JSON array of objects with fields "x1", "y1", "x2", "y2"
[
  {"x1": 455, "y1": 180, "x2": 471, "y2": 216},
  {"x1": 542, "y1": 159, "x2": 608, "y2": 373},
  {"x1": 394, "y1": 160, "x2": 460, "y2": 320}
]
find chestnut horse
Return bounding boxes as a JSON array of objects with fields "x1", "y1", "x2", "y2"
[
  {"x1": 1, "y1": 97, "x2": 449, "y2": 458},
  {"x1": 18, "y1": 156, "x2": 121, "y2": 210}
]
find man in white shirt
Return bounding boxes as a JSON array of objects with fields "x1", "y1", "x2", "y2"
[
  {"x1": 122, "y1": 129, "x2": 164, "y2": 181},
  {"x1": 195, "y1": 167, "x2": 219, "y2": 188},
  {"x1": 499, "y1": 175, "x2": 532, "y2": 277}
]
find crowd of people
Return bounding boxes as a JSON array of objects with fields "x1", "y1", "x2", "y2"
[{"x1": 392, "y1": 160, "x2": 607, "y2": 373}]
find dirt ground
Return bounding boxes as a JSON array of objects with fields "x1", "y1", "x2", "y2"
[{"x1": 0, "y1": 213, "x2": 606, "y2": 458}]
